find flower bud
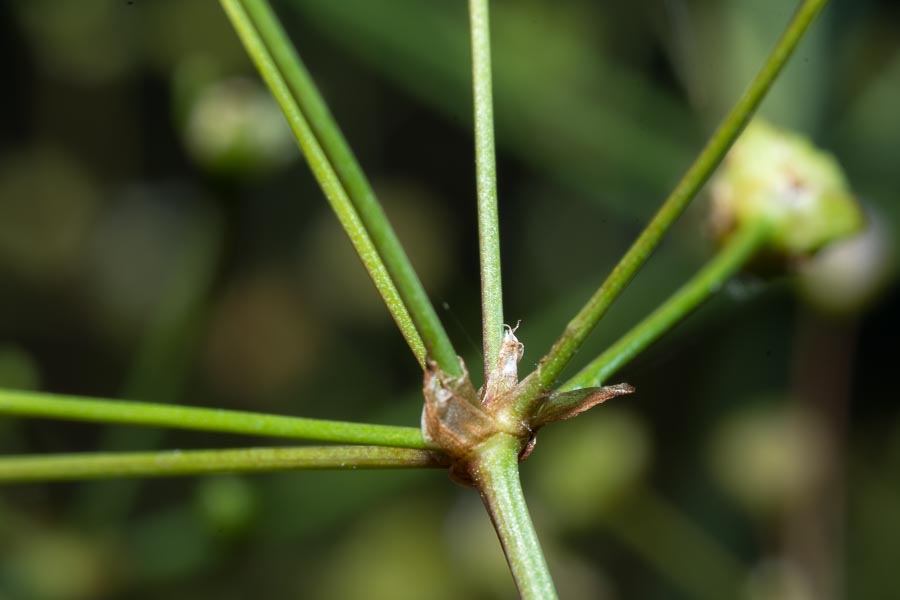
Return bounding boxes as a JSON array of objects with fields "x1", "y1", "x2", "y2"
[{"x1": 710, "y1": 120, "x2": 864, "y2": 260}]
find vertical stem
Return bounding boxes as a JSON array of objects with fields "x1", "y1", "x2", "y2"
[
  {"x1": 469, "y1": 0, "x2": 504, "y2": 380},
  {"x1": 528, "y1": 0, "x2": 830, "y2": 396},
  {"x1": 560, "y1": 220, "x2": 771, "y2": 391},
  {"x1": 471, "y1": 435, "x2": 558, "y2": 600},
  {"x1": 786, "y1": 312, "x2": 857, "y2": 599}
]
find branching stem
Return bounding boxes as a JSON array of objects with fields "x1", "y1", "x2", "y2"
[
  {"x1": 524, "y1": 0, "x2": 829, "y2": 400},
  {"x1": 561, "y1": 220, "x2": 771, "y2": 391}
]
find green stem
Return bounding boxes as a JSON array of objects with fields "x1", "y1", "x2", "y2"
[
  {"x1": 0, "y1": 446, "x2": 443, "y2": 482},
  {"x1": 526, "y1": 0, "x2": 829, "y2": 398},
  {"x1": 224, "y1": 0, "x2": 461, "y2": 375},
  {"x1": 469, "y1": 0, "x2": 504, "y2": 378},
  {"x1": 0, "y1": 389, "x2": 427, "y2": 448},
  {"x1": 561, "y1": 221, "x2": 771, "y2": 391},
  {"x1": 471, "y1": 434, "x2": 558, "y2": 599}
]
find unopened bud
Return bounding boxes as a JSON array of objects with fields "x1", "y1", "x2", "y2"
[{"x1": 710, "y1": 120, "x2": 864, "y2": 260}]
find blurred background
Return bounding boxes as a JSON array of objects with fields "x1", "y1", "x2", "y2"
[{"x1": 1, "y1": 0, "x2": 898, "y2": 598}]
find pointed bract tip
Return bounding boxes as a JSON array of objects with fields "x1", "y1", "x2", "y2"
[{"x1": 531, "y1": 382, "x2": 635, "y2": 427}]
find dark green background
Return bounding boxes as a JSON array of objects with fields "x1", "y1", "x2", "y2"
[{"x1": 1, "y1": 0, "x2": 898, "y2": 598}]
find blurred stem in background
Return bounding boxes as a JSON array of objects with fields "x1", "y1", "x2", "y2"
[
  {"x1": 74, "y1": 206, "x2": 223, "y2": 526},
  {"x1": 118, "y1": 210, "x2": 223, "y2": 424},
  {"x1": 785, "y1": 310, "x2": 859, "y2": 599}
]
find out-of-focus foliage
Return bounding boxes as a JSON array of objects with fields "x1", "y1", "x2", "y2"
[
  {"x1": 0, "y1": 0, "x2": 898, "y2": 598},
  {"x1": 796, "y1": 211, "x2": 894, "y2": 314}
]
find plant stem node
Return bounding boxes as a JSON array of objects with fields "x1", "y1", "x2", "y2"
[{"x1": 421, "y1": 327, "x2": 633, "y2": 484}]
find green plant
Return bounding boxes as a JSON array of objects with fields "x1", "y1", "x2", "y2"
[{"x1": 0, "y1": 0, "x2": 864, "y2": 597}]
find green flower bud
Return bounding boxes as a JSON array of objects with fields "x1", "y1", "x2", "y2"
[{"x1": 710, "y1": 120, "x2": 864, "y2": 259}]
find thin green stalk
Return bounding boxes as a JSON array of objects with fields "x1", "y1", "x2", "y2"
[
  {"x1": 469, "y1": 0, "x2": 504, "y2": 378},
  {"x1": 472, "y1": 434, "x2": 557, "y2": 599},
  {"x1": 526, "y1": 0, "x2": 829, "y2": 399},
  {"x1": 561, "y1": 221, "x2": 771, "y2": 391},
  {"x1": 224, "y1": 0, "x2": 461, "y2": 375},
  {"x1": 0, "y1": 389, "x2": 427, "y2": 448},
  {"x1": 0, "y1": 446, "x2": 443, "y2": 483}
]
